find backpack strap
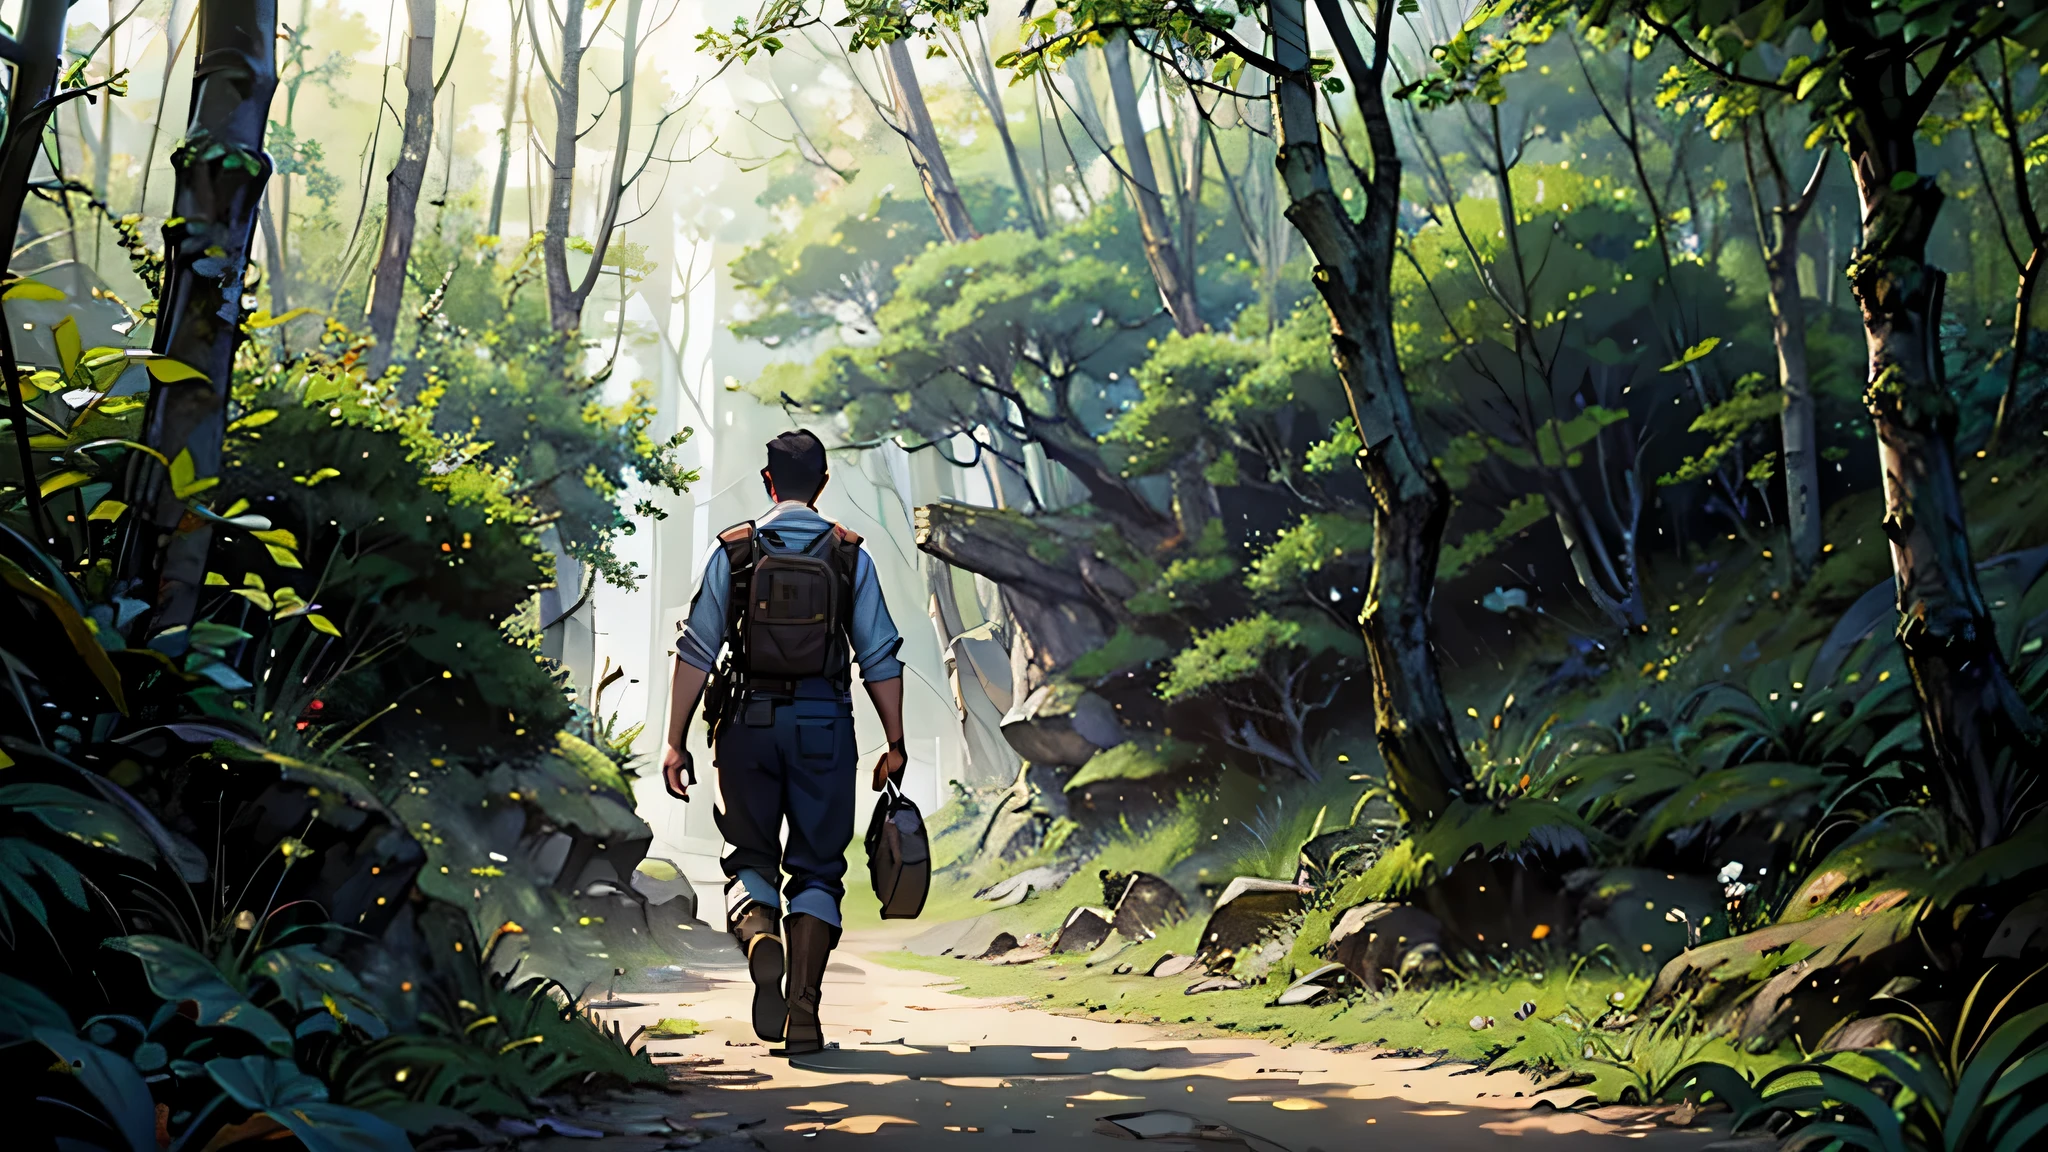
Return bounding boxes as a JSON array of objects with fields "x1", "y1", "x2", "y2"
[
  {"x1": 829, "y1": 524, "x2": 864, "y2": 612},
  {"x1": 827, "y1": 525, "x2": 866, "y2": 685},
  {"x1": 829, "y1": 524, "x2": 863, "y2": 583},
  {"x1": 718, "y1": 522, "x2": 757, "y2": 650}
]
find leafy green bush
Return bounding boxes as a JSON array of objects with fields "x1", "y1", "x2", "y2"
[
  {"x1": 1160, "y1": 613, "x2": 1362, "y2": 782},
  {"x1": 1670, "y1": 966, "x2": 2048, "y2": 1152},
  {"x1": 3, "y1": 274, "x2": 666, "y2": 1144}
]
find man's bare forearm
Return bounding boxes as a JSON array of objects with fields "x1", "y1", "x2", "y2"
[
  {"x1": 864, "y1": 676, "x2": 904, "y2": 744},
  {"x1": 667, "y1": 660, "x2": 710, "y2": 750}
]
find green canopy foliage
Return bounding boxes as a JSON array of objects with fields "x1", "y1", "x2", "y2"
[
  {"x1": 1161, "y1": 612, "x2": 1361, "y2": 701},
  {"x1": 758, "y1": 227, "x2": 1162, "y2": 451}
]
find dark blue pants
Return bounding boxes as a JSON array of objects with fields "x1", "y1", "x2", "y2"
[{"x1": 714, "y1": 692, "x2": 857, "y2": 929}]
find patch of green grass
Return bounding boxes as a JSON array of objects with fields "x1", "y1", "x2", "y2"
[
  {"x1": 873, "y1": 939, "x2": 1792, "y2": 1101},
  {"x1": 1221, "y1": 790, "x2": 1336, "y2": 881},
  {"x1": 644, "y1": 1017, "x2": 702, "y2": 1038}
]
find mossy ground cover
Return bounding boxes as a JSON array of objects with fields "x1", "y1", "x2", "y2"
[
  {"x1": 855, "y1": 460, "x2": 2048, "y2": 1103},
  {"x1": 874, "y1": 935, "x2": 1784, "y2": 1102}
]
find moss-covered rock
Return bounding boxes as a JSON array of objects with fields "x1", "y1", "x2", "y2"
[
  {"x1": 1326, "y1": 901, "x2": 1445, "y2": 992},
  {"x1": 1001, "y1": 681, "x2": 1126, "y2": 767},
  {"x1": 1647, "y1": 894, "x2": 1921, "y2": 1051}
]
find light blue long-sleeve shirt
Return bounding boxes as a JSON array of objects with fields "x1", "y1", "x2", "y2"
[{"x1": 675, "y1": 502, "x2": 905, "y2": 686}]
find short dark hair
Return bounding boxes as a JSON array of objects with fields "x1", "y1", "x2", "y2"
[{"x1": 765, "y1": 429, "x2": 828, "y2": 501}]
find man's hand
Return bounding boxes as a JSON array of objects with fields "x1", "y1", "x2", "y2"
[
  {"x1": 662, "y1": 745, "x2": 693, "y2": 801},
  {"x1": 871, "y1": 743, "x2": 906, "y2": 791},
  {"x1": 864, "y1": 679, "x2": 908, "y2": 792}
]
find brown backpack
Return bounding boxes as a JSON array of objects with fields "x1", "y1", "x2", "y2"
[{"x1": 718, "y1": 521, "x2": 862, "y2": 684}]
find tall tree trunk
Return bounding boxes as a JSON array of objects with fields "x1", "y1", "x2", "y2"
[
  {"x1": 1547, "y1": 483, "x2": 1639, "y2": 632},
  {"x1": 259, "y1": 193, "x2": 287, "y2": 320},
  {"x1": 1990, "y1": 249, "x2": 2042, "y2": 453},
  {"x1": 95, "y1": 21, "x2": 116, "y2": 207},
  {"x1": 959, "y1": 21, "x2": 1043, "y2": 237},
  {"x1": 488, "y1": 1, "x2": 524, "y2": 236},
  {"x1": 541, "y1": 0, "x2": 643, "y2": 332},
  {"x1": 270, "y1": 0, "x2": 313, "y2": 360},
  {"x1": 138, "y1": 0, "x2": 197, "y2": 218},
  {"x1": 1824, "y1": 203, "x2": 1839, "y2": 310},
  {"x1": 1176, "y1": 107, "x2": 1204, "y2": 278},
  {"x1": 1274, "y1": 0, "x2": 1474, "y2": 823},
  {"x1": 0, "y1": 0, "x2": 68, "y2": 547},
  {"x1": 0, "y1": 0, "x2": 67, "y2": 256},
  {"x1": 1980, "y1": 55, "x2": 2046, "y2": 457},
  {"x1": 119, "y1": 0, "x2": 279, "y2": 629},
  {"x1": 1845, "y1": 119, "x2": 2039, "y2": 847},
  {"x1": 1769, "y1": 218, "x2": 1823, "y2": 580},
  {"x1": 365, "y1": 0, "x2": 436, "y2": 376},
  {"x1": 1168, "y1": 453, "x2": 1216, "y2": 544},
  {"x1": 1101, "y1": 31, "x2": 1203, "y2": 336},
  {"x1": 539, "y1": 0, "x2": 585, "y2": 331},
  {"x1": 1741, "y1": 131, "x2": 1828, "y2": 579},
  {"x1": 882, "y1": 37, "x2": 978, "y2": 244},
  {"x1": 1065, "y1": 54, "x2": 1112, "y2": 178}
]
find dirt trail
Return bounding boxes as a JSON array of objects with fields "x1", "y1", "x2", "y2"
[{"x1": 579, "y1": 923, "x2": 1734, "y2": 1151}]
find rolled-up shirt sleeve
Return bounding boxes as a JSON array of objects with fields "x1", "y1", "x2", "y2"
[
  {"x1": 675, "y1": 546, "x2": 731, "y2": 672},
  {"x1": 848, "y1": 548, "x2": 904, "y2": 682}
]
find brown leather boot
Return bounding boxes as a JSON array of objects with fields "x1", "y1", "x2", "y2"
[
  {"x1": 731, "y1": 904, "x2": 784, "y2": 1043},
  {"x1": 781, "y1": 913, "x2": 832, "y2": 1056}
]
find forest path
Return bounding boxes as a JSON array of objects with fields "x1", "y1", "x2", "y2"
[{"x1": 582, "y1": 922, "x2": 1735, "y2": 1151}]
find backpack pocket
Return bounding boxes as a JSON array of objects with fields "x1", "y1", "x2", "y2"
[{"x1": 748, "y1": 552, "x2": 838, "y2": 678}]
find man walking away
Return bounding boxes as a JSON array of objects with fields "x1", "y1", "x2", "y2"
[{"x1": 658, "y1": 430, "x2": 907, "y2": 1056}]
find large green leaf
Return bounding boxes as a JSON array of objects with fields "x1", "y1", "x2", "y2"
[
  {"x1": 0, "y1": 744, "x2": 207, "y2": 881},
  {"x1": 0, "y1": 553, "x2": 127, "y2": 712},
  {"x1": 1992, "y1": 1101, "x2": 2048, "y2": 1152},
  {"x1": 0, "y1": 836, "x2": 88, "y2": 941},
  {"x1": 1550, "y1": 747, "x2": 1692, "y2": 821},
  {"x1": 207, "y1": 1056, "x2": 412, "y2": 1152},
  {"x1": 1951, "y1": 1004, "x2": 2048, "y2": 1148},
  {"x1": 103, "y1": 935, "x2": 293, "y2": 1053},
  {"x1": 1630, "y1": 762, "x2": 1831, "y2": 850},
  {"x1": 0, "y1": 782, "x2": 158, "y2": 862},
  {"x1": 0, "y1": 972, "x2": 73, "y2": 1039},
  {"x1": 35, "y1": 1028, "x2": 157, "y2": 1152},
  {"x1": 253, "y1": 944, "x2": 389, "y2": 1039},
  {"x1": 205, "y1": 1054, "x2": 327, "y2": 1108},
  {"x1": 1813, "y1": 1069, "x2": 1908, "y2": 1152}
]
